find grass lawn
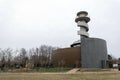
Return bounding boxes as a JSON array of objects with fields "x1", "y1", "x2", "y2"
[
  {"x1": 31, "y1": 68, "x2": 72, "y2": 72},
  {"x1": 1, "y1": 68, "x2": 72, "y2": 72},
  {"x1": 0, "y1": 72, "x2": 120, "y2": 80}
]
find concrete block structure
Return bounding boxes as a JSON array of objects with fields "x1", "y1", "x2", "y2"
[
  {"x1": 81, "y1": 38, "x2": 108, "y2": 68},
  {"x1": 52, "y1": 11, "x2": 108, "y2": 68}
]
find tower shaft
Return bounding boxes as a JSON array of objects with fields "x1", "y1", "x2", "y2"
[{"x1": 75, "y1": 11, "x2": 90, "y2": 38}]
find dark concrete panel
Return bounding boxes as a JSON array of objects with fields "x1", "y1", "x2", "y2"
[{"x1": 81, "y1": 38, "x2": 108, "y2": 68}]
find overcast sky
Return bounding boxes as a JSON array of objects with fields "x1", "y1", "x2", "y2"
[{"x1": 0, "y1": 0, "x2": 120, "y2": 58}]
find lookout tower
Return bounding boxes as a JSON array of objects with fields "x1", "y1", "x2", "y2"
[
  {"x1": 75, "y1": 11, "x2": 90, "y2": 38},
  {"x1": 53, "y1": 11, "x2": 108, "y2": 68},
  {"x1": 71, "y1": 11, "x2": 90, "y2": 47}
]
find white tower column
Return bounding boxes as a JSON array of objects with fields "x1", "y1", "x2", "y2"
[
  {"x1": 71, "y1": 11, "x2": 90, "y2": 47},
  {"x1": 75, "y1": 11, "x2": 90, "y2": 38}
]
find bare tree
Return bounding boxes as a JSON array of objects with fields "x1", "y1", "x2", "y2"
[
  {"x1": 0, "y1": 48, "x2": 13, "y2": 71},
  {"x1": 0, "y1": 45, "x2": 58, "y2": 71},
  {"x1": 19, "y1": 48, "x2": 28, "y2": 67}
]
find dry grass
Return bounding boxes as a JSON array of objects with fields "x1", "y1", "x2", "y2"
[{"x1": 0, "y1": 72, "x2": 120, "y2": 80}]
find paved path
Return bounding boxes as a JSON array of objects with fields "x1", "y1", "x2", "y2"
[{"x1": 66, "y1": 68, "x2": 80, "y2": 74}]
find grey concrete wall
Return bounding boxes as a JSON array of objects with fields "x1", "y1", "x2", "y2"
[{"x1": 81, "y1": 38, "x2": 108, "y2": 68}]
